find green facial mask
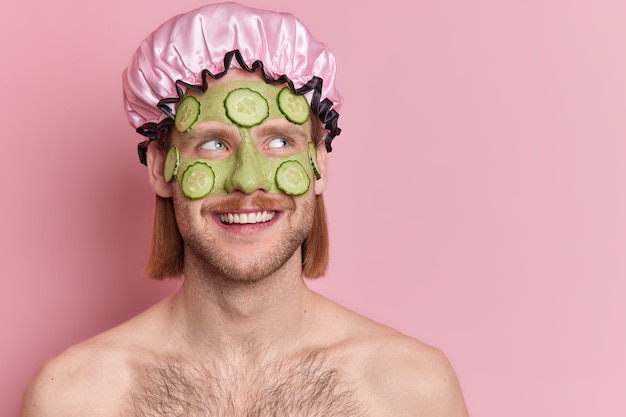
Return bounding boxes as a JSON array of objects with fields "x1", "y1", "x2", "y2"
[{"x1": 165, "y1": 81, "x2": 321, "y2": 200}]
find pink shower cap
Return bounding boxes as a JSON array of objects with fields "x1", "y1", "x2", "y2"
[{"x1": 122, "y1": 2, "x2": 342, "y2": 164}]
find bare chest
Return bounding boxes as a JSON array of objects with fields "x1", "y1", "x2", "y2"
[{"x1": 124, "y1": 351, "x2": 366, "y2": 417}]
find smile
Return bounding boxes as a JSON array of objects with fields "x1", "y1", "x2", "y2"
[{"x1": 219, "y1": 211, "x2": 276, "y2": 224}]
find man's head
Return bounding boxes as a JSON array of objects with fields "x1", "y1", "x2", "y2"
[{"x1": 122, "y1": 3, "x2": 342, "y2": 280}]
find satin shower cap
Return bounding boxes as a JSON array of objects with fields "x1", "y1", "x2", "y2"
[{"x1": 122, "y1": 2, "x2": 342, "y2": 165}]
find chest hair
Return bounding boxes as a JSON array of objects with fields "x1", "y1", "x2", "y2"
[{"x1": 124, "y1": 350, "x2": 365, "y2": 417}]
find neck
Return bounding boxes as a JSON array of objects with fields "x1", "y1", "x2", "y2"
[{"x1": 170, "y1": 248, "x2": 314, "y2": 359}]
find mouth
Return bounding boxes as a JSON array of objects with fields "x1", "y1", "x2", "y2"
[{"x1": 218, "y1": 211, "x2": 276, "y2": 225}]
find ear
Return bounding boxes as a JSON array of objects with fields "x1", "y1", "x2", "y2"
[
  {"x1": 313, "y1": 144, "x2": 328, "y2": 195},
  {"x1": 147, "y1": 141, "x2": 173, "y2": 198}
]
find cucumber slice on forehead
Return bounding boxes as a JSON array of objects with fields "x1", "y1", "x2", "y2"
[
  {"x1": 277, "y1": 87, "x2": 310, "y2": 124},
  {"x1": 224, "y1": 88, "x2": 269, "y2": 127},
  {"x1": 175, "y1": 96, "x2": 201, "y2": 133},
  {"x1": 275, "y1": 160, "x2": 310, "y2": 196},
  {"x1": 181, "y1": 162, "x2": 215, "y2": 199}
]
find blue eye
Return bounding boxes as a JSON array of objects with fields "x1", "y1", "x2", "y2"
[
  {"x1": 200, "y1": 139, "x2": 227, "y2": 151},
  {"x1": 268, "y1": 137, "x2": 290, "y2": 149}
]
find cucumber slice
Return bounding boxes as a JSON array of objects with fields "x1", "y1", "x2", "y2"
[
  {"x1": 164, "y1": 146, "x2": 180, "y2": 183},
  {"x1": 307, "y1": 142, "x2": 321, "y2": 180},
  {"x1": 181, "y1": 162, "x2": 215, "y2": 199},
  {"x1": 277, "y1": 87, "x2": 309, "y2": 124},
  {"x1": 275, "y1": 160, "x2": 310, "y2": 196},
  {"x1": 175, "y1": 96, "x2": 201, "y2": 133},
  {"x1": 224, "y1": 88, "x2": 269, "y2": 127}
]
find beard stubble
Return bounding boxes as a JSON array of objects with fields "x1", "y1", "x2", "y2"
[{"x1": 174, "y1": 192, "x2": 315, "y2": 283}]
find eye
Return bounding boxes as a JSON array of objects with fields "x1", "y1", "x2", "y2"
[
  {"x1": 268, "y1": 137, "x2": 290, "y2": 149},
  {"x1": 200, "y1": 139, "x2": 228, "y2": 151}
]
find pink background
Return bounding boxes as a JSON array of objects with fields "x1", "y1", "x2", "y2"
[{"x1": 2, "y1": 0, "x2": 625, "y2": 415}]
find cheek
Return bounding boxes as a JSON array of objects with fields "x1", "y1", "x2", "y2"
[
  {"x1": 293, "y1": 192, "x2": 317, "y2": 232},
  {"x1": 171, "y1": 188, "x2": 203, "y2": 229}
]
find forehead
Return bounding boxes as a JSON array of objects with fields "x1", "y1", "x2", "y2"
[
  {"x1": 185, "y1": 80, "x2": 284, "y2": 122},
  {"x1": 174, "y1": 71, "x2": 310, "y2": 136}
]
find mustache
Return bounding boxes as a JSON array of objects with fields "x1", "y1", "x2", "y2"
[{"x1": 201, "y1": 194, "x2": 295, "y2": 214}]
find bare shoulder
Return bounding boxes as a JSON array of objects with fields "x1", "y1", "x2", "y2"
[
  {"x1": 363, "y1": 333, "x2": 468, "y2": 416},
  {"x1": 319, "y1": 299, "x2": 469, "y2": 416},
  {"x1": 19, "y1": 336, "x2": 133, "y2": 417},
  {"x1": 18, "y1": 300, "x2": 170, "y2": 417}
]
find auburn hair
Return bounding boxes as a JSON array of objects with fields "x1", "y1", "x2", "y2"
[{"x1": 145, "y1": 116, "x2": 330, "y2": 279}]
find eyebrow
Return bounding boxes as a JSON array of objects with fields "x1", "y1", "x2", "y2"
[
  {"x1": 183, "y1": 125, "x2": 236, "y2": 141},
  {"x1": 182, "y1": 120, "x2": 309, "y2": 144},
  {"x1": 253, "y1": 123, "x2": 309, "y2": 139}
]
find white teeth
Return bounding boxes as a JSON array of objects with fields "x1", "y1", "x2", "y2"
[{"x1": 219, "y1": 211, "x2": 276, "y2": 224}]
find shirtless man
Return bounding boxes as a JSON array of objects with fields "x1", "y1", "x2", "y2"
[{"x1": 20, "y1": 3, "x2": 469, "y2": 416}]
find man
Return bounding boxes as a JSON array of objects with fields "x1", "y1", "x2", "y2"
[{"x1": 20, "y1": 3, "x2": 468, "y2": 416}]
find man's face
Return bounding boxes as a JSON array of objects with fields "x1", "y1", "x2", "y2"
[
  {"x1": 152, "y1": 71, "x2": 327, "y2": 281},
  {"x1": 166, "y1": 80, "x2": 321, "y2": 198}
]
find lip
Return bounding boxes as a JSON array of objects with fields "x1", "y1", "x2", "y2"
[{"x1": 204, "y1": 192, "x2": 293, "y2": 232}]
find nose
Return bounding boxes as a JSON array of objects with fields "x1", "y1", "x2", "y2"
[{"x1": 224, "y1": 141, "x2": 273, "y2": 194}]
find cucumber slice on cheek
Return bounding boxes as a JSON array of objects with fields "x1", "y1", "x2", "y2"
[
  {"x1": 164, "y1": 146, "x2": 180, "y2": 183},
  {"x1": 275, "y1": 160, "x2": 310, "y2": 196},
  {"x1": 306, "y1": 142, "x2": 322, "y2": 180},
  {"x1": 181, "y1": 162, "x2": 215, "y2": 200}
]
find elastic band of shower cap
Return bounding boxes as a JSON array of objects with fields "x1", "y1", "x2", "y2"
[{"x1": 122, "y1": 2, "x2": 343, "y2": 165}]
